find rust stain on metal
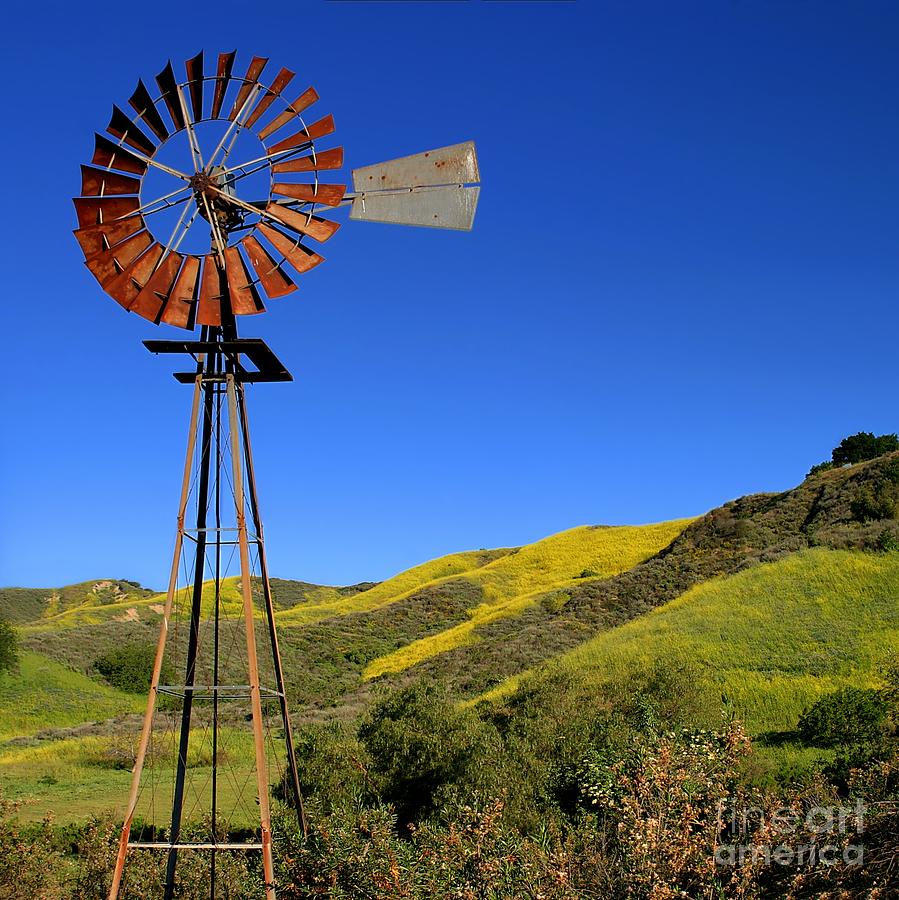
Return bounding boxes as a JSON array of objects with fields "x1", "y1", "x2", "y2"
[
  {"x1": 80, "y1": 165, "x2": 141, "y2": 197},
  {"x1": 267, "y1": 114, "x2": 335, "y2": 155},
  {"x1": 271, "y1": 146, "x2": 344, "y2": 174},
  {"x1": 272, "y1": 182, "x2": 346, "y2": 207},
  {"x1": 257, "y1": 222, "x2": 324, "y2": 274},
  {"x1": 129, "y1": 79, "x2": 169, "y2": 141},
  {"x1": 257, "y1": 87, "x2": 319, "y2": 141},
  {"x1": 241, "y1": 234, "x2": 297, "y2": 299},
  {"x1": 224, "y1": 246, "x2": 265, "y2": 315}
]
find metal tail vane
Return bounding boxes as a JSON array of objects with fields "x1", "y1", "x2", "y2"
[{"x1": 72, "y1": 50, "x2": 480, "y2": 900}]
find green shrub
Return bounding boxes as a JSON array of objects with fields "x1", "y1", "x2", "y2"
[
  {"x1": 797, "y1": 687, "x2": 889, "y2": 747},
  {"x1": 94, "y1": 642, "x2": 169, "y2": 693},
  {"x1": 0, "y1": 619, "x2": 17, "y2": 676}
]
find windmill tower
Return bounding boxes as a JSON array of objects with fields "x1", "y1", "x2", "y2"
[{"x1": 72, "y1": 50, "x2": 480, "y2": 899}]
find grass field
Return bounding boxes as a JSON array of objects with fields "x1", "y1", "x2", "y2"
[
  {"x1": 481, "y1": 548, "x2": 899, "y2": 735},
  {"x1": 364, "y1": 519, "x2": 695, "y2": 678}
]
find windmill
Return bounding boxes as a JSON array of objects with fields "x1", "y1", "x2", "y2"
[{"x1": 73, "y1": 50, "x2": 480, "y2": 900}]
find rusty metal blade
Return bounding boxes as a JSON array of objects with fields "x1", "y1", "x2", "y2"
[
  {"x1": 350, "y1": 184, "x2": 480, "y2": 231},
  {"x1": 197, "y1": 255, "x2": 222, "y2": 325},
  {"x1": 185, "y1": 52, "x2": 204, "y2": 121},
  {"x1": 103, "y1": 242, "x2": 164, "y2": 309},
  {"x1": 224, "y1": 247, "x2": 265, "y2": 315},
  {"x1": 272, "y1": 182, "x2": 346, "y2": 207},
  {"x1": 241, "y1": 234, "x2": 296, "y2": 299},
  {"x1": 271, "y1": 146, "x2": 344, "y2": 174},
  {"x1": 161, "y1": 255, "x2": 200, "y2": 328},
  {"x1": 80, "y1": 165, "x2": 141, "y2": 197},
  {"x1": 131, "y1": 252, "x2": 184, "y2": 322},
  {"x1": 263, "y1": 204, "x2": 340, "y2": 243},
  {"x1": 92, "y1": 133, "x2": 148, "y2": 175},
  {"x1": 267, "y1": 115, "x2": 335, "y2": 155},
  {"x1": 84, "y1": 230, "x2": 154, "y2": 283},
  {"x1": 73, "y1": 196, "x2": 141, "y2": 228},
  {"x1": 244, "y1": 67, "x2": 295, "y2": 129},
  {"x1": 211, "y1": 51, "x2": 236, "y2": 118},
  {"x1": 257, "y1": 87, "x2": 318, "y2": 140},
  {"x1": 257, "y1": 223, "x2": 324, "y2": 274},
  {"x1": 107, "y1": 105, "x2": 156, "y2": 156},
  {"x1": 352, "y1": 141, "x2": 480, "y2": 191},
  {"x1": 129, "y1": 79, "x2": 169, "y2": 141},
  {"x1": 74, "y1": 214, "x2": 146, "y2": 257},
  {"x1": 156, "y1": 61, "x2": 186, "y2": 131},
  {"x1": 229, "y1": 56, "x2": 268, "y2": 120}
]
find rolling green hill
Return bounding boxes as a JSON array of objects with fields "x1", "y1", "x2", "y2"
[{"x1": 3, "y1": 451, "x2": 899, "y2": 822}]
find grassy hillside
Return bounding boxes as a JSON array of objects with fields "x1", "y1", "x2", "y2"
[
  {"x1": 0, "y1": 651, "x2": 143, "y2": 742},
  {"x1": 363, "y1": 519, "x2": 694, "y2": 679},
  {"x1": 0, "y1": 580, "x2": 155, "y2": 625},
  {"x1": 481, "y1": 548, "x2": 899, "y2": 735}
]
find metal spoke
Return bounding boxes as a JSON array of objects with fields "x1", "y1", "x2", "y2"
[
  {"x1": 200, "y1": 192, "x2": 227, "y2": 268},
  {"x1": 176, "y1": 84, "x2": 205, "y2": 173},
  {"x1": 216, "y1": 144, "x2": 311, "y2": 180},
  {"x1": 134, "y1": 184, "x2": 193, "y2": 217},
  {"x1": 205, "y1": 84, "x2": 263, "y2": 173}
]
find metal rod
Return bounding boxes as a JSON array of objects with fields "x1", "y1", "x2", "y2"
[
  {"x1": 211, "y1": 347, "x2": 222, "y2": 900},
  {"x1": 226, "y1": 372, "x2": 276, "y2": 899},
  {"x1": 107, "y1": 370, "x2": 205, "y2": 900},
  {"x1": 236, "y1": 381, "x2": 307, "y2": 836},
  {"x1": 164, "y1": 329, "x2": 217, "y2": 900}
]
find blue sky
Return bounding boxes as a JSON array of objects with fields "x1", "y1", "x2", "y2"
[{"x1": 1, "y1": 1, "x2": 897, "y2": 589}]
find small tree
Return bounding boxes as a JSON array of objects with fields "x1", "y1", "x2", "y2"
[
  {"x1": 95, "y1": 642, "x2": 168, "y2": 693},
  {"x1": 797, "y1": 687, "x2": 889, "y2": 748},
  {"x1": 0, "y1": 619, "x2": 17, "y2": 676},
  {"x1": 832, "y1": 432, "x2": 899, "y2": 466}
]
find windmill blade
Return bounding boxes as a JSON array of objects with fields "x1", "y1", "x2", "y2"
[
  {"x1": 263, "y1": 203, "x2": 340, "y2": 243},
  {"x1": 241, "y1": 234, "x2": 297, "y2": 298},
  {"x1": 107, "y1": 105, "x2": 157, "y2": 156},
  {"x1": 131, "y1": 252, "x2": 184, "y2": 322},
  {"x1": 350, "y1": 185, "x2": 479, "y2": 231},
  {"x1": 103, "y1": 242, "x2": 164, "y2": 309},
  {"x1": 161, "y1": 254, "x2": 200, "y2": 328},
  {"x1": 267, "y1": 114, "x2": 335, "y2": 155},
  {"x1": 197, "y1": 254, "x2": 222, "y2": 325},
  {"x1": 74, "y1": 214, "x2": 146, "y2": 257},
  {"x1": 271, "y1": 146, "x2": 344, "y2": 174},
  {"x1": 244, "y1": 67, "x2": 295, "y2": 129},
  {"x1": 257, "y1": 223, "x2": 324, "y2": 274},
  {"x1": 84, "y1": 230, "x2": 154, "y2": 283},
  {"x1": 224, "y1": 247, "x2": 265, "y2": 315},
  {"x1": 185, "y1": 51, "x2": 204, "y2": 122},
  {"x1": 352, "y1": 141, "x2": 479, "y2": 192},
  {"x1": 229, "y1": 56, "x2": 268, "y2": 120},
  {"x1": 80, "y1": 165, "x2": 141, "y2": 197},
  {"x1": 92, "y1": 133, "x2": 148, "y2": 175},
  {"x1": 257, "y1": 87, "x2": 318, "y2": 140},
  {"x1": 73, "y1": 196, "x2": 141, "y2": 228},
  {"x1": 272, "y1": 182, "x2": 346, "y2": 207},
  {"x1": 211, "y1": 51, "x2": 236, "y2": 118},
  {"x1": 156, "y1": 60, "x2": 186, "y2": 131},
  {"x1": 129, "y1": 79, "x2": 169, "y2": 141}
]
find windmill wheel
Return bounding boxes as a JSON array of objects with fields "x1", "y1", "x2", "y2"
[{"x1": 73, "y1": 51, "x2": 345, "y2": 329}]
